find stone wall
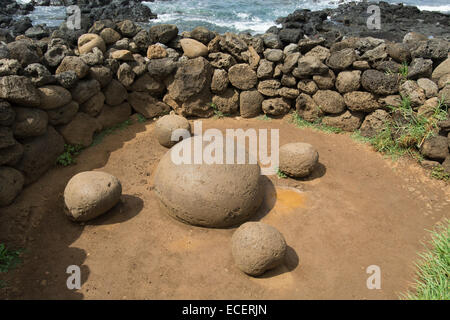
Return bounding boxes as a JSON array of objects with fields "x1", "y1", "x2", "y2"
[{"x1": 1, "y1": 19, "x2": 450, "y2": 207}]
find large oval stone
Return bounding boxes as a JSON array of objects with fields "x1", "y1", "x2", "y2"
[
  {"x1": 153, "y1": 136, "x2": 264, "y2": 228},
  {"x1": 64, "y1": 171, "x2": 122, "y2": 222}
]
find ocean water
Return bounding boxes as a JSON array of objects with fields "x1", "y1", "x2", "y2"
[{"x1": 17, "y1": 0, "x2": 450, "y2": 34}]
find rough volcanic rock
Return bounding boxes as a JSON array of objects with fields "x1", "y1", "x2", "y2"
[
  {"x1": 295, "y1": 93, "x2": 323, "y2": 122},
  {"x1": 322, "y1": 111, "x2": 364, "y2": 132},
  {"x1": 56, "y1": 56, "x2": 89, "y2": 79},
  {"x1": 96, "y1": 103, "x2": 131, "y2": 129},
  {"x1": 344, "y1": 91, "x2": 380, "y2": 113},
  {"x1": 212, "y1": 88, "x2": 239, "y2": 115},
  {"x1": 240, "y1": 90, "x2": 264, "y2": 118},
  {"x1": 312, "y1": 90, "x2": 345, "y2": 114},
  {"x1": 360, "y1": 109, "x2": 391, "y2": 138},
  {"x1": 361, "y1": 69, "x2": 400, "y2": 95},
  {"x1": 13, "y1": 107, "x2": 48, "y2": 138},
  {"x1": 37, "y1": 85, "x2": 72, "y2": 110},
  {"x1": 262, "y1": 98, "x2": 291, "y2": 116},
  {"x1": 420, "y1": 136, "x2": 449, "y2": 161},
  {"x1": 103, "y1": 79, "x2": 127, "y2": 106},
  {"x1": 228, "y1": 64, "x2": 257, "y2": 90},
  {"x1": 14, "y1": 126, "x2": 64, "y2": 185},
  {"x1": 0, "y1": 166, "x2": 24, "y2": 207},
  {"x1": 128, "y1": 91, "x2": 170, "y2": 119},
  {"x1": 149, "y1": 24, "x2": 178, "y2": 44},
  {"x1": 47, "y1": 100, "x2": 79, "y2": 126},
  {"x1": 0, "y1": 75, "x2": 40, "y2": 107}
]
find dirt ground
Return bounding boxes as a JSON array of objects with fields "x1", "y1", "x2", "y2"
[{"x1": 0, "y1": 115, "x2": 449, "y2": 300}]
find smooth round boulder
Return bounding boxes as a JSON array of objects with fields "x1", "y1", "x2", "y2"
[
  {"x1": 231, "y1": 222, "x2": 287, "y2": 276},
  {"x1": 180, "y1": 38, "x2": 208, "y2": 58},
  {"x1": 64, "y1": 171, "x2": 122, "y2": 222},
  {"x1": 279, "y1": 143, "x2": 319, "y2": 178},
  {"x1": 155, "y1": 114, "x2": 191, "y2": 148},
  {"x1": 153, "y1": 136, "x2": 264, "y2": 228}
]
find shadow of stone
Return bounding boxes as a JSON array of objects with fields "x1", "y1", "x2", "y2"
[
  {"x1": 0, "y1": 120, "x2": 149, "y2": 299},
  {"x1": 290, "y1": 162, "x2": 327, "y2": 182},
  {"x1": 249, "y1": 175, "x2": 277, "y2": 222},
  {"x1": 88, "y1": 195, "x2": 144, "y2": 226},
  {"x1": 258, "y1": 246, "x2": 300, "y2": 279}
]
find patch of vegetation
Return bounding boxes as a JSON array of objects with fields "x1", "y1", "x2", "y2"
[
  {"x1": 0, "y1": 243, "x2": 23, "y2": 288},
  {"x1": 136, "y1": 113, "x2": 147, "y2": 123},
  {"x1": 257, "y1": 114, "x2": 272, "y2": 121},
  {"x1": 352, "y1": 97, "x2": 447, "y2": 162},
  {"x1": 401, "y1": 220, "x2": 449, "y2": 300},
  {"x1": 276, "y1": 168, "x2": 288, "y2": 179},
  {"x1": 290, "y1": 112, "x2": 343, "y2": 134},
  {"x1": 431, "y1": 166, "x2": 450, "y2": 182},
  {"x1": 56, "y1": 144, "x2": 84, "y2": 166},
  {"x1": 91, "y1": 119, "x2": 132, "y2": 146},
  {"x1": 210, "y1": 103, "x2": 228, "y2": 119},
  {"x1": 399, "y1": 62, "x2": 409, "y2": 78}
]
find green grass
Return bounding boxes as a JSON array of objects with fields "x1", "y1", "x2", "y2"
[
  {"x1": 209, "y1": 103, "x2": 225, "y2": 119},
  {"x1": 351, "y1": 97, "x2": 447, "y2": 163},
  {"x1": 276, "y1": 168, "x2": 288, "y2": 179},
  {"x1": 91, "y1": 119, "x2": 132, "y2": 146},
  {"x1": 136, "y1": 113, "x2": 147, "y2": 123},
  {"x1": 290, "y1": 112, "x2": 343, "y2": 134},
  {"x1": 56, "y1": 144, "x2": 84, "y2": 166},
  {"x1": 402, "y1": 220, "x2": 449, "y2": 300},
  {"x1": 399, "y1": 62, "x2": 409, "y2": 78},
  {"x1": 56, "y1": 119, "x2": 134, "y2": 166},
  {"x1": 431, "y1": 166, "x2": 450, "y2": 182},
  {"x1": 257, "y1": 114, "x2": 272, "y2": 121},
  {"x1": 0, "y1": 243, "x2": 23, "y2": 288}
]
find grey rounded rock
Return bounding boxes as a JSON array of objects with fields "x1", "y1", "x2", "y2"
[
  {"x1": 279, "y1": 143, "x2": 319, "y2": 178},
  {"x1": 64, "y1": 171, "x2": 122, "y2": 222},
  {"x1": 231, "y1": 222, "x2": 287, "y2": 276},
  {"x1": 154, "y1": 114, "x2": 191, "y2": 148},
  {"x1": 0, "y1": 167, "x2": 24, "y2": 207},
  {"x1": 153, "y1": 136, "x2": 264, "y2": 228}
]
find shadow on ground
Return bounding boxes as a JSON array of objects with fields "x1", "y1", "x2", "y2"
[{"x1": 0, "y1": 120, "x2": 148, "y2": 299}]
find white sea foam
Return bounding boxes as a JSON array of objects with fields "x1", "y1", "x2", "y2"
[
  {"x1": 417, "y1": 5, "x2": 450, "y2": 13},
  {"x1": 15, "y1": 0, "x2": 450, "y2": 34}
]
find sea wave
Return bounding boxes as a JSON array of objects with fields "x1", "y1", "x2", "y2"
[
  {"x1": 417, "y1": 5, "x2": 450, "y2": 13},
  {"x1": 15, "y1": 0, "x2": 450, "y2": 34}
]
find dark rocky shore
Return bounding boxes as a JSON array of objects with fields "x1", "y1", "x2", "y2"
[
  {"x1": 0, "y1": 0, "x2": 158, "y2": 40},
  {"x1": 275, "y1": 1, "x2": 450, "y2": 43},
  {"x1": 0, "y1": 2, "x2": 450, "y2": 206}
]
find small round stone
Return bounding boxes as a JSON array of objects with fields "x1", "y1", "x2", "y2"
[
  {"x1": 154, "y1": 114, "x2": 191, "y2": 148},
  {"x1": 64, "y1": 171, "x2": 122, "y2": 222},
  {"x1": 279, "y1": 143, "x2": 319, "y2": 178},
  {"x1": 232, "y1": 222, "x2": 287, "y2": 276},
  {"x1": 153, "y1": 136, "x2": 264, "y2": 228}
]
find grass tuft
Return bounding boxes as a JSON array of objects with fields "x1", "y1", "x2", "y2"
[
  {"x1": 91, "y1": 119, "x2": 132, "y2": 146},
  {"x1": 431, "y1": 166, "x2": 450, "y2": 181},
  {"x1": 402, "y1": 220, "x2": 449, "y2": 300},
  {"x1": 56, "y1": 144, "x2": 84, "y2": 166},
  {"x1": 276, "y1": 168, "x2": 288, "y2": 179},
  {"x1": 351, "y1": 97, "x2": 447, "y2": 164},
  {"x1": 0, "y1": 243, "x2": 23, "y2": 288},
  {"x1": 257, "y1": 114, "x2": 272, "y2": 121},
  {"x1": 210, "y1": 103, "x2": 227, "y2": 119},
  {"x1": 290, "y1": 112, "x2": 343, "y2": 134}
]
